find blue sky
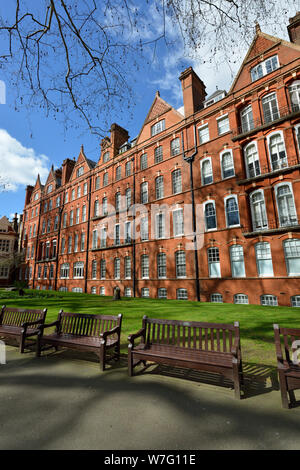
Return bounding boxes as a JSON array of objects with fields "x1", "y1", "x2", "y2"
[{"x1": 0, "y1": 1, "x2": 297, "y2": 219}]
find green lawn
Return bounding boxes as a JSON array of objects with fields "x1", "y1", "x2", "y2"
[{"x1": 1, "y1": 289, "x2": 298, "y2": 366}]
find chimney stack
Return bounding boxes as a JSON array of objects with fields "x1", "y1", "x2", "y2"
[
  {"x1": 288, "y1": 11, "x2": 300, "y2": 45},
  {"x1": 110, "y1": 123, "x2": 129, "y2": 157},
  {"x1": 62, "y1": 158, "x2": 76, "y2": 185},
  {"x1": 179, "y1": 67, "x2": 207, "y2": 118}
]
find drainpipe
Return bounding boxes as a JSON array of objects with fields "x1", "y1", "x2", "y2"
[
  {"x1": 131, "y1": 156, "x2": 136, "y2": 297},
  {"x1": 84, "y1": 175, "x2": 92, "y2": 293},
  {"x1": 54, "y1": 200, "x2": 64, "y2": 292},
  {"x1": 181, "y1": 124, "x2": 201, "y2": 302},
  {"x1": 32, "y1": 199, "x2": 43, "y2": 290}
]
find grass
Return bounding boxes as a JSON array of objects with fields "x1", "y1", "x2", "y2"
[{"x1": 1, "y1": 289, "x2": 298, "y2": 366}]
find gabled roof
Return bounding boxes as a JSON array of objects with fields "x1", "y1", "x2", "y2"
[
  {"x1": 69, "y1": 145, "x2": 96, "y2": 181},
  {"x1": 0, "y1": 216, "x2": 13, "y2": 232},
  {"x1": 136, "y1": 91, "x2": 183, "y2": 145},
  {"x1": 229, "y1": 25, "x2": 300, "y2": 94}
]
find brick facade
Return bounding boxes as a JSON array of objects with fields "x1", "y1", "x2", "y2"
[{"x1": 21, "y1": 19, "x2": 300, "y2": 306}]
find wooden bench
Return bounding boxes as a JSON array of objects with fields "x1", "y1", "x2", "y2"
[
  {"x1": 128, "y1": 316, "x2": 243, "y2": 399},
  {"x1": 37, "y1": 310, "x2": 123, "y2": 371},
  {"x1": 0, "y1": 305, "x2": 47, "y2": 353},
  {"x1": 274, "y1": 324, "x2": 300, "y2": 408}
]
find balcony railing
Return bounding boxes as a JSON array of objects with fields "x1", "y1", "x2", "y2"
[
  {"x1": 232, "y1": 104, "x2": 300, "y2": 140},
  {"x1": 242, "y1": 218, "x2": 300, "y2": 236},
  {"x1": 236, "y1": 157, "x2": 300, "y2": 184}
]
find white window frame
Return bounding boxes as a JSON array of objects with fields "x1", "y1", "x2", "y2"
[
  {"x1": 207, "y1": 247, "x2": 221, "y2": 278},
  {"x1": 283, "y1": 239, "x2": 300, "y2": 276},
  {"x1": 224, "y1": 194, "x2": 240, "y2": 228},
  {"x1": 173, "y1": 208, "x2": 184, "y2": 237},
  {"x1": 230, "y1": 244, "x2": 246, "y2": 278},
  {"x1": 250, "y1": 189, "x2": 268, "y2": 231},
  {"x1": 198, "y1": 124, "x2": 210, "y2": 144},
  {"x1": 234, "y1": 294, "x2": 249, "y2": 304},
  {"x1": 266, "y1": 130, "x2": 288, "y2": 171},
  {"x1": 244, "y1": 141, "x2": 260, "y2": 178},
  {"x1": 216, "y1": 114, "x2": 230, "y2": 135},
  {"x1": 220, "y1": 149, "x2": 235, "y2": 179},
  {"x1": 255, "y1": 242, "x2": 274, "y2": 277},
  {"x1": 203, "y1": 200, "x2": 217, "y2": 231},
  {"x1": 275, "y1": 182, "x2": 298, "y2": 228},
  {"x1": 201, "y1": 157, "x2": 213, "y2": 185}
]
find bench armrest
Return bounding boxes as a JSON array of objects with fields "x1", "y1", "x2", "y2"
[
  {"x1": 22, "y1": 318, "x2": 45, "y2": 328},
  {"x1": 128, "y1": 327, "x2": 146, "y2": 349},
  {"x1": 231, "y1": 337, "x2": 241, "y2": 358},
  {"x1": 100, "y1": 325, "x2": 121, "y2": 342},
  {"x1": 38, "y1": 320, "x2": 60, "y2": 334}
]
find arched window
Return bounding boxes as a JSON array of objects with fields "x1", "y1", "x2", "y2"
[
  {"x1": 207, "y1": 247, "x2": 220, "y2": 278},
  {"x1": 240, "y1": 104, "x2": 254, "y2": 133},
  {"x1": 60, "y1": 263, "x2": 70, "y2": 279},
  {"x1": 221, "y1": 151, "x2": 235, "y2": 179},
  {"x1": 250, "y1": 190, "x2": 268, "y2": 231},
  {"x1": 283, "y1": 239, "x2": 300, "y2": 276},
  {"x1": 94, "y1": 199, "x2": 99, "y2": 217},
  {"x1": 73, "y1": 262, "x2": 84, "y2": 278},
  {"x1": 100, "y1": 259, "x2": 106, "y2": 279},
  {"x1": 234, "y1": 294, "x2": 248, "y2": 304},
  {"x1": 268, "y1": 132, "x2": 287, "y2": 170},
  {"x1": 225, "y1": 196, "x2": 240, "y2": 227},
  {"x1": 155, "y1": 146, "x2": 163, "y2": 163},
  {"x1": 291, "y1": 295, "x2": 300, "y2": 307},
  {"x1": 92, "y1": 260, "x2": 97, "y2": 279},
  {"x1": 230, "y1": 245, "x2": 245, "y2": 277},
  {"x1": 170, "y1": 138, "x2": 180, "y2": 156},
  {"x1": 157, "y1": 253, "x2": 166, "y2": 278},
  {"x1": 289, "y1": 81, "x2": 300, "y2": 112},
  {"x1": 204, "y1": 202, "x2": 217, "y2": 230},
  {"x1": 255, "y1": 242, "x2": 273, "y2": 277},
  {"x1": 115, "y1": 192, "x2": 121, "y2": 212},
  {"x1": 141, "y1": 254, "x2": 149, "y2": 279},
  {"x1": 201, "y1": 158, "x2": 213, "y2": 185},
  {"x1": 262, "y1": 92, "x2": 279, "y2": 123},
  {"x1": 275, "y1": 184, "x2": 297, "y2": 227},
  {"x1": 114, "y1": 258, "x2": 120, "y2": 279},
  {"x1": 175, "y1": 251, "x2": 186, "y2": 278},
  {"x1": 244, "y1": 143, "x2": 260, "y2": 178},
  {"x1": 125, "y1": 188, "x2": 131, "y2": 209},
  {"x1": 210, "y1": 293, "x2": 223, "y2": 303},
  {"x1": 172, "y1": 169, "x2": 182, "y2": 194},
  {"x1": 260, "y1": 295, "x2": 278, "y2": 306},
  {"x1": 155, "y1": 175, "x2": 164, "y2": 199}
]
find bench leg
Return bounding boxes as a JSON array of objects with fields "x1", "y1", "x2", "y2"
[
  {"x1": 128, "y1": 346, "x2": 133, "y2": 377},
  {"x1": 278, "y1": 371, "x2": 289, "y2": 409},
  {"x1": 19, "y1": 334, "x2": 26, "y2": 354},
  {"x1": 36, "y1": 334, "x2": 42, "y2": 357},
  {"x1": 233, "y1": 360, "x2": 241, "y2": 399},
  {"x1": 99, "y1": 345, "x2": 105, "y2": 372}
]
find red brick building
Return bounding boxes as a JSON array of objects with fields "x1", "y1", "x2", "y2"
[
  {"x1": 21, "y1": 14, "x2": 300, "y2": 306},
  {"x1": 0, "y1": 215, "x2": 21, "y2": 287}
]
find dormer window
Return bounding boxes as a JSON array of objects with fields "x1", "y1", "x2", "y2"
[
  {"x1": 77, "y1": 166, "x2": 84, "y2": 177},
  {"x1": 250, "y1": 55, "x2": 279, "y2": 82},
  {"x1": 151, "y1": 119, "x2": 165, "y2": 137},
  {"x1": 204, "y1": 90, "x2": 226, "y2": 108}
]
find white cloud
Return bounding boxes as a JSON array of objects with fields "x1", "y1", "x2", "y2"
[{"x1": 0, "y1": 129, "x2": 49, "y2": 192}]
